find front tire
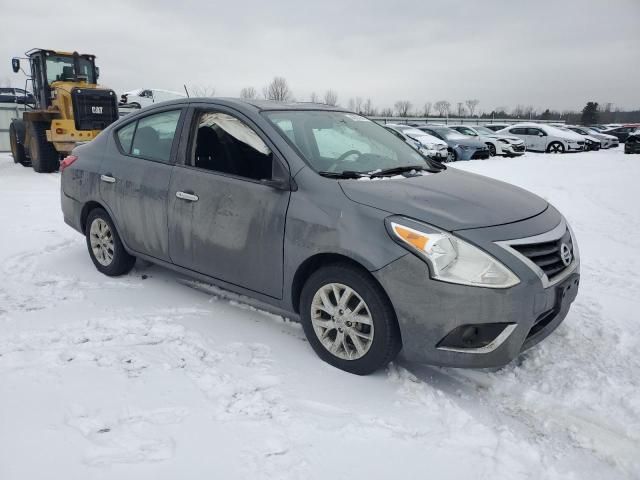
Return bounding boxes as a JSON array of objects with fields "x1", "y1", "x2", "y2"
[
  {"x1": 487, "y1": 143, "x2": 497, "y2": 156},
  {"x1": 29, "y1": 122, "x2": 59, "y2": 173},
  {"x1": 85, "y1": 208, "x2": 136, "y2": 276},
  {"x1": 547, "y1": 141, "x2": 565, "y2": 154},
  {"x1": 300, "y1": 264, "x2": 401, "y2": 375}
]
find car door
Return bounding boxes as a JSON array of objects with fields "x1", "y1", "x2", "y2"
[
  {"x1": 527, "y1": 128, "x2": 547, "y2": 150},
  {"x1": 100, "y1": 107, "x2": 185, "y2": 261},
  {"x1": 167, "y1": 106, "x2": 291, "y2": 298}
]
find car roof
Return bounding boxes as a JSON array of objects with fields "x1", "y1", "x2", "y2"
[{"x1": 137, "y1": 97, "x2": 350, "y2": 113}]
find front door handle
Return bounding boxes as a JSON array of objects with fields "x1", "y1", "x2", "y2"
[
  {"x1": 176, "y1": 191, "x2": 199, "y2": 202},
  {"x1": 100, "y1": 174, "x2": 116, "y2": 184}
]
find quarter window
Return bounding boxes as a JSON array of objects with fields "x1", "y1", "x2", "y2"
[
  {"x1": 192, "y1": 111, "x2": 272, "y2": 181},
  {"x1": 116, "y1": 121, "x2": 136, "y2": 153}
]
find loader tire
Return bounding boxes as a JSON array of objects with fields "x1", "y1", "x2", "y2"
[{"x1": 29, "y1": 122, "x2": 59, "y2": 173}]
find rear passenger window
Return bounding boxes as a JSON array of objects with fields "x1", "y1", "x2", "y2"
[
  {"x1": 510, "y1": 128, "x2": 527, "y2": 135},
  {"x1": 116, "y1": 122, "x2": 136, "y2": 153},
  {"x1": 130, "y1": 110, "x2": 181, "y2": 162}
]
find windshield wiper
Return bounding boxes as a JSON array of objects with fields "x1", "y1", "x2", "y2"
[
  {"x1": 318, "y1": 170, "x2": 370, "y2": 179},
  {"x1": 369, "y1": 165, "x2": 427, "y2": 177}
]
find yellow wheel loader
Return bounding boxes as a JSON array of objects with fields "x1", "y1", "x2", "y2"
[{"x1": 9, "y1": 49, "x2": 119, "y2": 172}]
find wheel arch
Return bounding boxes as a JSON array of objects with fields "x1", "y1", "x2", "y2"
[
  {"x1": 80, "y1": 200, "x2": 107, "y2": 234},
  {"x1": 290, "y1": 253, "x2": 392, "y2": 315}
]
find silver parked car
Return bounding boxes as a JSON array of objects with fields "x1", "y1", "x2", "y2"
[
  {"x1": 384, "y1": 124, "x2": 449, "y2": 162},
  {"x1": 60, "y1": 99, "x2": 580, "y2": 375},
  {"x1": 449, "y1": 125, "x2": 526, "y2": 157},
  {"x1": 566, "y1": 125, "x2": 619, "y2": 149}
]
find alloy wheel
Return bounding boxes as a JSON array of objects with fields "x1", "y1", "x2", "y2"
[
  {"x1": 310, "y1": 283, "x2": 374, "y2": 360},
  {"x1": 89, "y1": 218, "x2": 115, "y2": 266}
]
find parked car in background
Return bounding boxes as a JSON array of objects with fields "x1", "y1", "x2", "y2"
[
  {"x1": 119, "y1": 88, "x2": 186, "y2": 108},
  {"x1": 483, "y1": 123, "x2": 512, "y2": 132},
  {"x1": 498, "y1": 123, "x2": 584, "y2": 153},
  {"x1": 625, "y1": 132, "x2": 640, "y2": 154},
  {"x1": 384, "y1": 124, "x2": 449, "y2": 162},
  {"x1": 449, "y1": 125, "x2": 526, "y2": 157},
  {"x1": 566, "y1": 125, "x2": 618, "y2": 149},
  {"x1": 60, "y1": 98, "x2": 579, "y2": 375},
  {"x1": 556, "y1": 126, "x2": 601, "y2": 151},
  {"x1": 601, "y1": 125, "x2": 640, "y2": 143},
  {"x1": 415, "y1": 125, "x2": 490, "y2": 161},
  {"x1": 0, "y1": 87, "x2": 35, "y2": 105}
]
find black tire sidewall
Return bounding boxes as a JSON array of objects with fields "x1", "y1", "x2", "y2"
[
  {"x1": 300, "y1": 264, "x2": 400, "y2": 375},
  {"x1": 548, "y1": 141, "x2": 565, "y2": 154},
  {"x1": 29, "y1": 123, "x2": 59, "y2": 173},
  {"x1": 85, "y1": 208, "x2": 136, "y2": 276},
  {"x1": 9, "y1": 124, "x2": 26, "y2": 164}
]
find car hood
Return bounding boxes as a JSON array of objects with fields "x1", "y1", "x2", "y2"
[{"x1": 339, "y1": 167, "x2": 548, "y2": 231}]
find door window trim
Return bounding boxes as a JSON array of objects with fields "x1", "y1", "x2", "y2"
[
  {"x1": 176, "y1": 104, "x2": 291, "y2": 186},
  {"x1": 113, "y1": 106, "x2": 187, "y2": 165}
]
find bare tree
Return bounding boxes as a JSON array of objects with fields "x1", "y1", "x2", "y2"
[
  {"x1": 457, "y1": 102, "x2": 466, "y2": 117},
  {"x1": 380, "y1": 107, "x2": 394, "y2": 117},
  {"x1": 324, "y1": 89, "x2": 338, "y2": 106},
  {"x1": 348, "y1": 98, "x2": 356, "y2": 111},
  {"x1": 434, "y1": 100, "x2": 451, "y2": 117},
  {"x1": 394, "y1": 100, "x2": 412, "y2": 117},
  {"x1": 363, "y1": 98, "x2": 374, "y2": 115},
  {"x1": 354, "y1": 97, "x2": 363, "y2": 114},
  {"x1": 465, "y1": 99, "x2": 479, "y2": 117},
  {"x1": 262, "y1": 76, "x2": 293, "y2": 102},
  {"x1": 310, "y1": 92, "x2": 319, "y2": 103},
  {"x1": 423, "y1": 102, "x2": 432, "y2": 117},
  {"x1": 524, "y1": 105, "x2": 536, "y2": 119},
  {"x1": 512, "y1": 104, "x2": 525, "y2": 117},
  {"x1": 190, "y1": 85, "x2": 216, "y2": 97},
  {"x1": 239, "y1": 87, "x2": 257, "y2": 99}
]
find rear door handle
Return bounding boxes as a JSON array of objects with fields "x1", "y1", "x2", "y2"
[
  {"x1": 100, "y1": 174, "x2": 116, "y2": 184},
  {"x1": 176, "y1": 191, "x2": 199, "y2": 202}
]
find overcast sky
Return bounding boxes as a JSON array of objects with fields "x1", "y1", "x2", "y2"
[{"x1": 1, "y1": 0, "x2": 638, "y2": 113}]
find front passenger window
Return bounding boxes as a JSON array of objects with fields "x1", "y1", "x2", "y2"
[{"x1": 193, "y1": 112, "x2": 272, "y2": 181}]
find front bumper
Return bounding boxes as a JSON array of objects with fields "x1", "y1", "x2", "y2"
[
  {"x1": 567, "y1": 143, "x2": 584, "y2": 152},
  {"x1": 500, "y1": 143, "x2": 526, "y2": 156},
  {"x1": 373, "y1": 212, "x2": 580, "y2": 368}
]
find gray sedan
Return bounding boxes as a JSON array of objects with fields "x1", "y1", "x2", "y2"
[{"x1": 60, "y1": 99, "x2": 580, "y2": 375}]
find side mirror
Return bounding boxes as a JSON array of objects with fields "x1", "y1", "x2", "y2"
[
  {"x1": 11, "y1": 58, "x2": 20, "y2": 73},
  {"x1": 538, "y1": 132, "x2": 544, "y2": 137},
  {"x1": 261, "y1": 154, "x2": 295, "y2": 191}
]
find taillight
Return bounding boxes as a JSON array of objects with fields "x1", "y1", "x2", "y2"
[{"x1": 60, "y1": 155, "x2": 78, "y2": 172}]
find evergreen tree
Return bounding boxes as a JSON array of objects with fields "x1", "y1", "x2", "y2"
[{"x1": 581, "y1": 102, "x2": 599, "y2": 125}]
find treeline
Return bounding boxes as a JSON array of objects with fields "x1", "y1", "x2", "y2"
[{"x1": 234, "y1": 77, "x2": 640, "y2": 125}]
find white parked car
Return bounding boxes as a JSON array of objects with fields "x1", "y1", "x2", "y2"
[
  {"x1": 119, "y1": 88, "x2": 186, "y2": 108},
  {"x1": 384, "y1": 124, "x2": 449, "y2": 161},
  {"x1": 566, "y1": 126, "x2": 619, "y2": 149},
  {"x1": 449, "y1": 125, "x2": 526, "y2": 157},
  {"x1": 483, "y1": 123, "x2": 512, "y2": 132},
  {"x1": 497, "y1": 123, "x2": 585, "y2": 153}
]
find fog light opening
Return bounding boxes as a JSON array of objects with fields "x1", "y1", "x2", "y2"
[{"x1": 437, "y1": 323, "x2": 516, "y2": 354}]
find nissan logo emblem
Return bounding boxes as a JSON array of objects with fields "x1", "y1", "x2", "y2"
[{"x1": 560, "y1": 243, "x2": 572, "y2": 266}]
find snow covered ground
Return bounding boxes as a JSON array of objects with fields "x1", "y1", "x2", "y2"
[{"x1": 0, "y1": 147, "x2": 638, "y2": 479}]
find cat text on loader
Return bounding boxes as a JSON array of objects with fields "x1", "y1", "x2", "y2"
[{"x1": 9, "y1": 49, "x2": 119, "y2": 172}]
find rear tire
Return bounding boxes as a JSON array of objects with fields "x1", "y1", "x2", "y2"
[
  {"x1": 29, "y1": 122, "x2": 59, "y2": 173},
  {"x1": 300, "y1": 263, "x2": 401, "y2": 375},
  {"x1": 9, "y1": 123, "x2": 29, "y2": 166},
  {"x1": 546, "y1": 141, "x2": 565, "y2": 154},
  {"x1": 85, "y1": 208, "x2": 136, "y2": 276}
]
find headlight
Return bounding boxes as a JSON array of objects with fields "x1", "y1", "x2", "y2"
[
  {"x1": 386, "y1": 218, "x2": 520, "y2": 289},
  {"x1": 458, "y1": 145, "x2": 471, "y2": 150},
  {"x1": 498, "y1": 139, "x2": 510, "y2": 144}
]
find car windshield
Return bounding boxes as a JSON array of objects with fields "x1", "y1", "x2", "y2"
[
  {"x1": 474, "y1": 126, "x2": 495, "y2": 135},
  {"x1": 264, "y1": 111, "x2": 441, "y2": 175},
  {"x1": 432, "y1": 128, "x2": 468, "y2": 140}
]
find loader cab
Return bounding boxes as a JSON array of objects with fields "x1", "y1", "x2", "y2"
[{"x1": 22, "y1": 49, "x2": 99, "y2": 109}]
